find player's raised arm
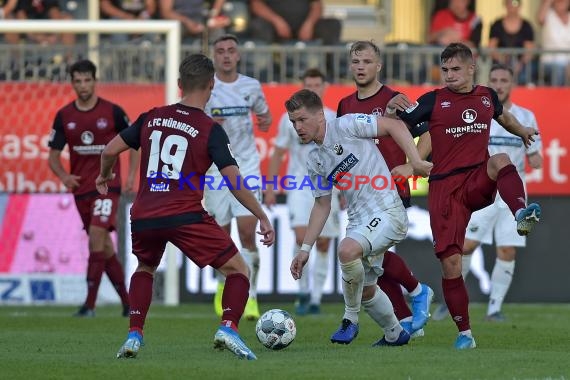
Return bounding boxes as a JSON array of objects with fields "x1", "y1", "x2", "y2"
[
  {"x1": 376, "y1": 116, "x2": 432, "y2": 177},
  {"x1": 496, "y1": 110, "x2": 538, "y2": 148}
]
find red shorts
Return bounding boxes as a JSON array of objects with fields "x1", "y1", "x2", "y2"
[
  {"x1": 131, "y1": 214, "x2": 239, "y2": 269},
  {"x1": 428, "y1": 162, "x2": 497, "y2": 260},
  {"x1": 74, "y1": 192, "x2": 120, "y2": 232}
]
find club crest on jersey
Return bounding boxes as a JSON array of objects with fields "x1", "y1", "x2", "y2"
[
  {"x1": 67, "y1": 122, "x2": 76, "y2": 130},
  {"x1": 461, "y1": 109, "x2": 477, "y2": 124},
  {"x1": 81, "y1": 131, "x2": 94, "y2": 145},
  {"x1": 96, "y1": 118, "x2": 108, "y2": 129},
  {"x1": 372, "y1": 107, "x2": 383, "y2": 116},
  {"x1": 333, "y1": 144, "x2": 344, "y2": 155},
  {"x1": 481, "y1": 96, "x2": 491, "y2": 108}
]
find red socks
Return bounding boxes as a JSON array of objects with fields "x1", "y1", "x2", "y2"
[
  {"x1": 128, "y1": 271, "x2": 154, "y2": 332},
  {"x1": 497, "y1": 164, "x2": 527, "y2": 216},
  {"x1": 85, "y1": 251, "x2": 106, "y2": 309},
  {"x1": 105, "y1": 254, "x2": 129, "y2": 306},
  {"x1": 442, "y1": 276, "x2": 470, "y2": 332},
  {"x1": 221, "y1": 273, "x2": 250, "y2": 330}
]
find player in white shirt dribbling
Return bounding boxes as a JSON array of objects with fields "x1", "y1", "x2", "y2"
[
  {"x1": 433, "y1": 63, "x2": 543, "y2": 322},
  {"x1": 204, "y1": 34, "x2": 272, "y2": 320},
  {"x1": 286, "y1": 89, "x2": 432, "y2": 346},
  {"x1": 265, "y1": 68, "x2": 340, "y2": 316}
]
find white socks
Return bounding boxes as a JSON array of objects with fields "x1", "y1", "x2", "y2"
[
  {"x1": 461, "y1": 254, "x2": 473, "y2": 280},
  {"x1": 487, "y1": 258, "x2": 515, "y2": 315},
  {"x1": 362, "y1": 286, "x2": 402, "y2": 342},
  {"x1": 310, "y1": 250, "x2": 329, "y2": 305},
  {"x1": 340, "y1": 259, "x2": 364, "y2": 324},
  {"x1": 241, "y1": 248, "x2": 260, "y2": 299}
]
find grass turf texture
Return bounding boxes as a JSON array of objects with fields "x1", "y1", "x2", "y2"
[{"x1": 1, "y1": 303, "x2": 568, "y2": 380}]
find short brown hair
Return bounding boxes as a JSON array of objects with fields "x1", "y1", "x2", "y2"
[
  {"x1": 489, "y1": 63, "x2": 514, "y2": 77},
  {"x1": 301, "y1": 68, "x2": 326, "y2": 82},
  {"x1": 349, "y1": 40, "x2": 381, "y2": 60},
  {"x1": 212, "y1": 34, "x2": 239, "y2": 47},
  {"x1": 440, "y1": 43, "x2": 473, "y2": 64},
  {"x1": 179, "y1": 54, "x2": 214, "y2": 91},
  {"x1": 285, "y1": 89, "x2": 323, "y2": 113}
]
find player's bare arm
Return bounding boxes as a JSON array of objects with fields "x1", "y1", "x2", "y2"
[
  {"x1": 125, "y1": 148, "x2": 140, "y2": 193},
  {"x1": 527, "y1": 151, "x2": 543, "y2": 169},
  {"x1": 376, "y1": 117, "x2": 433, "y2": 177},
  {"x1": 96, "y1": 135, "x2": 129, "y2": 195},
  {"x1": 385, "y1": 93, "x2": 414, "y2": 118},
  {"x1": 496, "y1": 110, "x2": 538, "y2": 148},
  {"x1": 290, "y1": 194, "x2": 331, "y2": 280},
  {"x1": 219, "y1": 165, "x2": 275, "y2": 247},
  {"x1": 256, "y1": 111, "x2": 272, "y2": 132},
  {"x1": 391, "y1": 132, "x2": 432, "y2": 179},
  {"x1": 264, "y1": 145, "x2": 287, "y2": 208},
  {"x1": 47, "y1": 149, "x2": 81, "y2": 190}
]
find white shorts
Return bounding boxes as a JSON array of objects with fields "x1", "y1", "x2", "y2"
[
  {"x1": 286, "y1": 189, "x2": 340, "y2": 238},
  {"x1": 346, "y1": 207, "x2": 408, "y2": 286},
  {"x1": 204, "y1": 169, "x2": 262, "y2": 226},
  {"x1": 466, "y1": 202, "x2": 526, "y2": 247}
]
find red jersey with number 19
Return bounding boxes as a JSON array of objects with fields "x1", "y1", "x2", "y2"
[{"x1": 120, "y1": 103, "x2": 237, "y2": 226}]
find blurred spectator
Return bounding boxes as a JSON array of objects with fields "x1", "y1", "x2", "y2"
[
  {"x1": 5, "y1": 0, "x2": 76, "y2": 46},
  {"x1": 159, "y1": 0, "x2": 230, "y2": 44},
  {"x1": 429, "y1": 0, "x2": 482, "y2": 49},
  {"x1": 0, "y1": 0, "x2": 17, "y2": 19},
  {"x1": 100, "y1": 0, "x2": 157, "y2": 43},
  {"x1": 537, "y1": 0, "x2": 570, "y2": 86},
  {"x1": 248, "y1": 0, "x2": 341, "y2": 45},
  {"x1": 489, "y1": 0, "x2": 537, "y2": 85}
]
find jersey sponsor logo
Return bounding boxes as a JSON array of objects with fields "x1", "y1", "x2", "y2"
[
  {"x1": 441, "y1": 101, "x2": 451, "y2": 108},
  {"x1": 481, "y1": 96, "x2": 491, "y2": 108},
  {"x1": 355, "y1": 114, "x2": 372, "y2": 124},
  {"x1": 372, "y1": 107, "x2": 383, "y2": 116},
  {"x1": 462, "y1": 109, "x2": 477, "y2": 124},
  {"x1": 405, "y1": 101, "x2": 419, "y2": 113},
  {"x1": 96, "y1": 118, "x2": 108, "y2": 129},
  {"x1": 489, "y1": 136, "x2": 523, "y2": 147},
  {"x1": 66, "y1": 122, "x2": 76, "y2": 130},
  {"x1": 80, "y1": 131, "x2": 94, "y2": 145},
  {"x1": 210, "y1": 107, "x2": 249, "y2": 117},
  {"x1": 333, "y1": 144, "x2": 343, "y2": 155},
  {"x1": 328, "y1": 153, "x2": 359, "y2": 184}
]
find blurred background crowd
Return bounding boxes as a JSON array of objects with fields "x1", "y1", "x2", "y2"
[{"x1": 0, "y1": 0, "x2": 569, "y2": 86}]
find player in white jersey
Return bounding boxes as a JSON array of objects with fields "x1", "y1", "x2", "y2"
[
  {"x1": 204, "y1": 34, "x2": 272, "y2": 320},
  {"x1": 286, "y1": 89, "x2": 432, "y2": 346},
  {"x1": 265, "y1": 68, "x2": 340, "y2": 315},
  {"x1": 433, "y1": 64, "x2": 543, "y2": 322}
]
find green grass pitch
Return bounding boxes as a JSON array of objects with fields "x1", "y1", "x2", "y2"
[{"x1": 1, "y1": 303, "x2": 569, "y2": 379}]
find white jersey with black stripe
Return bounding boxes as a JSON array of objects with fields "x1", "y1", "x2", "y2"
[{"x1": 308, "y1": 113, "x2": 403, "y2": 229}]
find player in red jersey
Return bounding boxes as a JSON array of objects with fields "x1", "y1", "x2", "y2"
[
  {"x1": 337, "y1": 40, "x2": 433, "y2": 337},
  {"x1": 48, "y1": 59, "x2": 138, "y2": 317},
  {"x1": 398, "y1": 43, "x2": 541, "y2": 349},
  {"x1": 97, "y1": 54, "x2": 275, "y2": 360}
]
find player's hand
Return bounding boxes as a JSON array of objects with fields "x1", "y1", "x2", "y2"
[
  {"x1": 391, "y1": 163, "x2": 413, "y2": 182},
  {"x1": 521, "y1": 127, "x2": 538, "y2": 148},
  {"x1": 62, "y1": 174, "x2": 81, "y2": 190},
  {"x1": 257, "y1": 218, "x2": 275, "y2": 247},
  {"x1": 95, "y1": 173, "x2": 116, "y2": 195},
  {"x1": 290, "y1": 250, "x2": 310, "y2": 280},
  {"x1": 410, "y1": 160, "x2": 433, "y2": 178},
  {"x1": 273, "y1": 17, "x2": 292, "y2": 39},
  {"x1": 263, "y1": 189, "x2": 277, "y2": 209},
  {"x1": 386, "y1": 93, "x2": 414, "y2": 112},
  {"x1": 298, "y1": 21, "x2": 314, "y2": 41},
  {"x1": 257, "y1": 114, "x2": 272, "y2": 132}
]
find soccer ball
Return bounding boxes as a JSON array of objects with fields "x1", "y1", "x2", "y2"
[{"x1": 255, "y1": 309, "x2": 296, "y2": 350}]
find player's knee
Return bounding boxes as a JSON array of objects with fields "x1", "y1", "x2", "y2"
[
  {"x1": 497, "y1": 246, "x2": 516, "y2": 260},
  {"x1": 490, "y1": 153, "x2": 512, "y2": 171},
  {"x1": 361, "y1": 285, "x2": 376, "y2": 301},
  {"x1": 440, "y1": 252, "x2": 462, "y2": 278},
  {"x1": 463, "y1": 238, "x2": 479, "y2": 254}
]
